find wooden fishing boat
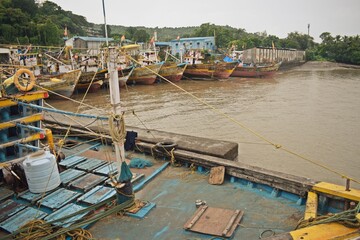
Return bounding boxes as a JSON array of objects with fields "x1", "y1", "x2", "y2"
[
  {"x1": 231, "y1": 61, "x2": 282, "y2": 78},
  {"x1": 158, "y1": 62, "x2": 187, "y2": 82},
  {"x1": 183, "y1": 61, "x2": 238, "y2": 80},
  {"x1": 127, "y1": 62, "x2": 163, "y2": 85},
  {"x1": 75, "y1": 69, "x2": 107, "y2": 93},
  {"x1": 37, "y1": 69, "x2": 81, "y2": 99},
  {"x1": 75, "y1": 80, "x2": 103, "y2": 92},
  {"x1": 118, "y1": 65, "x2": 134, "y2": 87}
]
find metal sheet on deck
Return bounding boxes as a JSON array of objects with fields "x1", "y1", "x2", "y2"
[
  {"x1": 74, "y1": 158, "x2": 106, "y2": 172},
  {"x1": 18, "y1": 190, "x2": 54, "y2": 203},
  {"x1": 44, "y1": 203, "x2": 89, "y2": 228},
  {"x1": 93, "y1": 162, "x2": 118, "y2": 176},
  {"x1": 78, "y1": 185, "x2": 116, "y2": 205},
  {"x1": 0, "y1": 200, "x2": 26, "y2": 222},
  {"x1": 0, "y1": 187, "x2": 14, "y2": 201},
  {"x1": 68, "y1": 173, "x2": 107, "y2": 192},
  {"x1": 59, "y1": 155, "x2": 87, "y2": 168},
  {"x1": 60, "y1": 168, "x2": 87, "y2": 186},
  {"x1": 38, "y1": 188, "x2": 81, "y2": 210},
  {"x1": 0, "y1": 207, "x2": 47, "y2": 233}
]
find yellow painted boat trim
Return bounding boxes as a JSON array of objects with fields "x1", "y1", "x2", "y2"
[
  {"x1": 0, "y1": 113, "x2": 43, "y2": 130},
  {"x1": 0, "y1": 132, "x2": 45, "y2": 149},
  {"x1": 313, "y1": 182, "x2": 360, "y2": 202},
  {"x1": 0, "y1": 91, "x2": 48, "y2": 108},
  {"x1": 304, "y1": 191, "x2": 318, "y2": 220},
  {"x1": 290, "y1": 223, "x2": 360, "y2": 240}
]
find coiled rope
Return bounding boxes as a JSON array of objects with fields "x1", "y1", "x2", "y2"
[{"x1": 296, "y1": 202, "x2": 360, "y2": 229}]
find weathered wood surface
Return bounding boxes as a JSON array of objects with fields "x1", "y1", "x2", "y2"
[
  {"x1": 136, "y1": 141, "x2": 317, "y2": 197},
  {"x1": 43, "y1": 112, "x2": 238, "y2": 160}
]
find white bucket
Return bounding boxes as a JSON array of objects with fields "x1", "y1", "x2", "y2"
[{"x1": 23, "y1": 150, "x2": 61, "y2": 193}]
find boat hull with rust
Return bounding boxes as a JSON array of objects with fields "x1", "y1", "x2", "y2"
[
  {"x1": 128, "y1": 62, "x2": 163, "y2": 85},
  {"x1": 183, "y1": 61, "x2": 237, "y2": 80},
  {"x1": 231, "y1": 62, "x2": 281, "y2": 78},
  {"x1": 158, "y1": 63, "x2": 187, "y2": 82}
]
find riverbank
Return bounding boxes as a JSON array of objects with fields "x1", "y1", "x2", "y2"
[{"x1": 296, "y1": 60, "x2": 360, "y2": 70}]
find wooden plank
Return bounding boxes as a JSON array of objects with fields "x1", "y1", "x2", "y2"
[
  {"x1": 136, "y1": 141, "x2": 315, "y2": 197},
  {"x1": 184, "y1": 206, "x2": 242, "y2": 238},
  {"x1": 208, "y1": 166, "x2": 225, "y2": 185},
  {"x1": 313, "y1": 182, "x2": 360, "y2": 202},
  {"x1": 304, "y1": 191, "x2": 318, "y2": 220},
  {"x1": 184, "y1": 205, "x2": 208, "y2": 229},
  {"x1": 43, "y1": 113, "x2": 239, "y2": 160}
]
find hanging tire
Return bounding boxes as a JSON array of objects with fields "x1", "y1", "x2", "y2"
[
  {"x1": 13, "y1": 68, "x2": 36, "y2": 92},
  {"x1": 155, "y1": 141, "x2": 177, "y2": 153}
]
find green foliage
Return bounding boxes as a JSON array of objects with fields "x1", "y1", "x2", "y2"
[{"x1": 1, "y1": 1, "x2": 359, "y2": 65}]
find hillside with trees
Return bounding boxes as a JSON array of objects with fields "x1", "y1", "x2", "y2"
[{"x1": 0, "y1": 0, "x2": 359, "y2": 65}]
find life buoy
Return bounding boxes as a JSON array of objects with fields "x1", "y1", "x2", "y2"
[{"x1": 13, "y1": 68, "x2": 36, "y2": 92}]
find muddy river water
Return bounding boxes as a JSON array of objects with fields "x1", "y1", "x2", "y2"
[{"x1": 48, "y1": 62, "x2": 360, "y2": 187}]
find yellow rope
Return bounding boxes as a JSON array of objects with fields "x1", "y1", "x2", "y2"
[
  {"x1": 126, "y1": 55, "x2": 360, "y2": 185},
  {"x1": 108, "y1": 113, "x2": 126, "y2": 143}
]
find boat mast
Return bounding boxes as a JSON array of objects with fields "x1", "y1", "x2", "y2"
[{"x1": 102, "y1": 0, "x2": 125, "y2": 174}]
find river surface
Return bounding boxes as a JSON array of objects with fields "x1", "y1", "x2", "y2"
[{"x1": 48, "y1": 62, "x2": 360, "y2": 186}]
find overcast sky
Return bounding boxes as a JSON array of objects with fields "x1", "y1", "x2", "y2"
[{"x1": 49, "y1": 0, "x2": 360, "y2": 42}]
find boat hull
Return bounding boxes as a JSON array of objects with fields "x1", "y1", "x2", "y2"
[
  {"x1": 75, "y1": 80, "x2": 103, "y2": 93},
  {"x1": 37, "y1": 69, "x2": 81, "y2": 99},
  {"x1": 128, "y1": 63, "x2": 163, "y2": 85},
  {"x1": 231, "y1": 62, "x2": 281, "y2": 78},
  {"x1": 183, "y1": 61, "x2": 237, "y2": 80},
  {"x1": 158, "y1": 63, "x2": 187, "y2": 82}
]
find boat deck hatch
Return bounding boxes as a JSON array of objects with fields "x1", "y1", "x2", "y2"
[
  {"x1": 78, "y1": 185, "x2": 116, "y2": 205},
  {"x1": 60, "y1": 168, "x2": 87, "y2": 186},
  {"x1": 0, "y1": 200, "x2": 26, "y2": 223},
  {"x1": 59, "y1": 155, "x2": 87, "y2": 168},
  {"x1": 38, "y1": 188, "x2": 81, "y2": 210},
  {"x1": 44, "y1": 203, "x2": 90, "y2": 228},
  {"x1": 68, "y1": 173, "x2": 107, "y2": 192},
  {"x1": 184, "y1": 205, "x2": 244, "y2": 238},
  {"x1": 74, "y1": 158, "x2": 107, "y2": 172},
  {"x1": 0, "y1": 207, "x2": 47, "y2": 233}
]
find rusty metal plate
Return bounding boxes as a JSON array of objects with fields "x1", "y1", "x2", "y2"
[
  {"x1": 184, "y1": 206, "x2": 243, "y2": 238},
  {"x1": 208, "y1": 166, "x2": 225, "y2": 185},
  {"x1": 0, "y1": 200, "x2": 26, "y2": 222},
  {"x1": 68, "y1": 173, "x2": 107, "y2": 192}
]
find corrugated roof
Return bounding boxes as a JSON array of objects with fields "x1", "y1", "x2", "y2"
[
  {"x1": 170, "y1": 37, "x2": 214, "y2": 42},
  {"x1": 74, "y1": 36, "x2": 114, "y2": 42}
]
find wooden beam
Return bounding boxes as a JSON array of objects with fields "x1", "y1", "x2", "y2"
[{"x1": 304, "y1": 191, "x2": 318, "y2": 220}]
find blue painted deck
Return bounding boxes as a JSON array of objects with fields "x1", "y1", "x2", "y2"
[{"x1": 90, "y1": 166, "x2": 305, "y2": 240}]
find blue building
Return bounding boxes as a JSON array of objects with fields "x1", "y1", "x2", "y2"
[{"x1": 169, "y1": 37, "x2": 216, "y2": 55}]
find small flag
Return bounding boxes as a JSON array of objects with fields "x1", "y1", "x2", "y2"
[
  {"x1": 121, "y1": 35, "x2": 125, "y2": 42},
  {"x1": 64, "y1": 26, "x2": 68, "y2": 37}
]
